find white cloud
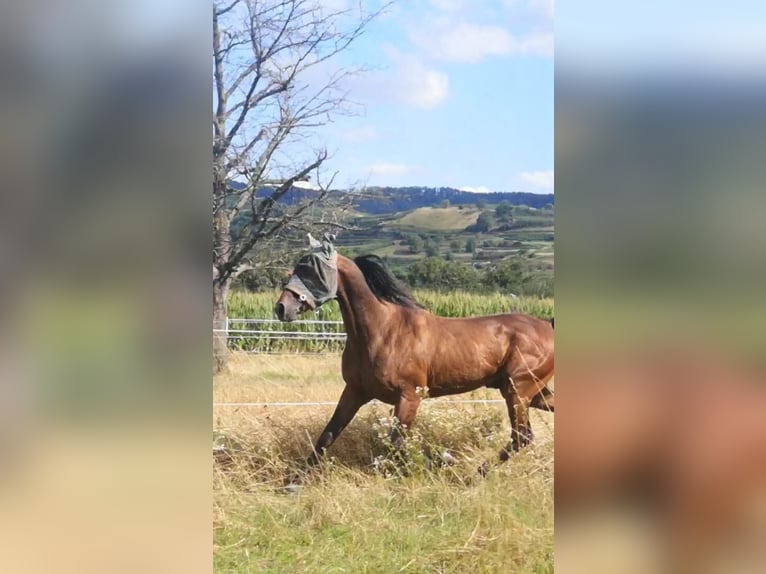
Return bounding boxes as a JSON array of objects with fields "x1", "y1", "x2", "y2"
[
  {"x1": 318, "y1": 0, "x2": 349, "y2": 13},
  {"x1": 413, "y1": 22, "x2": 553, "y2": 62},
  {"x1": 519, "y1": 170, "x2": 554, "y2": 190},
  {"x1": 349, "y1": 50, "x2": 449, "y2": 109},
  {"x1": 502, "y1": 0, "x2": 554, "y2": 19},
  {"x1": 459, "y1": 185, "x2": 495, "y2": 194},
  {"x1": 529, "y1": 0, "x2": 554, "y2": 19},
  {"x1": 293, "y1": 180, "x2": 321, "y2": 190},
  {"x1": 516, "y1": 32, "x2": 554, "y2": 57},
  {"x1": 410, "y1": 69, "x2": 449, "y2": 107},
  {"x1": 340, "y1": 126, "x2": 380, "y2": 143},
  {"x1": 427, "y1": 0, "x2": 467, "y2": 11},
  {"x1": 393, "y1": 54, "x2": 449, "y2": 108},
  {"x1": 413, "y1": 0, "x2": 554, "y2": 63},
  {"x1": 367, "y1": 162, "x2": 417, "y2": 177}
]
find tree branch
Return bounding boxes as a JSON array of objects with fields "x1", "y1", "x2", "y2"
[{"x1": 212, "y1": 0, "x2": 391, "y2": 283}]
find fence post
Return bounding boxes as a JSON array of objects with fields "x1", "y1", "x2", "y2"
[{"x1": 225, "y1": 316, "x2": 229, "y2": 345}]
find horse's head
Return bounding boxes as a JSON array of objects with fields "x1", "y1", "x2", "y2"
[{"x1": 274, "y1": 234, "x2": 338, "y2": 322}]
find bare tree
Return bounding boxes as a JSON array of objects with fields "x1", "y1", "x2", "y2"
[{"x1": 212, "y1": 0, "x2": 383, "y2": 372}]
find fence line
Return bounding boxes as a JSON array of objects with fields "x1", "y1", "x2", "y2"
[
  {"x1": 214, "y1": 399, "x2": 506, "y2": 407},
  {"x1": 216, "y1": 329, "x2": 345, "y2": 341},
  {"x1": 220, "y1": 316, "x2": 348, "y2": 352},
  {"x1": 228, "y1": 318, "x2": 344, "y2": 326}
]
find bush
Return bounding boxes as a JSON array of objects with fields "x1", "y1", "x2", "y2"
[
  {"x1": 495, "y1": 201, "x2": 512, "y2": 218},
  {"x1": 475, "y1": 212, "x2": 495, "y2": 232},
  {"x1": 406, "y1": 234, "x2": 424, "y2": 253},
  {"x1": 407, "y1": 258, "x2": 482, "y2": 291}
]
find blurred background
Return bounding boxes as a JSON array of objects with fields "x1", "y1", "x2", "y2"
[
  {"x1": 0, "y1": 1, "x2": 211, "y2": 572},
  {"x1": 556, "y1": 1, "x2": 766, "y2": 573}
]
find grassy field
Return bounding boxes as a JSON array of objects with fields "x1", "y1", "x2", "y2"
[
  {"x1": 394, "y1": 206, "x2": 481, "y2": 230},
  {"x1": 214, "y1": 354, "x2": 554, "y2": 573}
]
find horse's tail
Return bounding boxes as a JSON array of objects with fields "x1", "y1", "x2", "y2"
[{"x1": 550, "y1": 317, "x2": 554, "y2": 329}]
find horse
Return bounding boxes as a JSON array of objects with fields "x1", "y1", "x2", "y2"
[{"x1": 274, "y1": 237, "x2": 554, "y2": 468}]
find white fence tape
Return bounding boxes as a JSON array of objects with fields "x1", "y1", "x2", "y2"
[
  {"x1": 214, "y1": 399, "x2": 506, "y2": 407},
  {"x1": 217, "y1": 318, "x2": 510, "y2": 406},
  {"x1": 219, "y1": 317, "x2": 347, "y2": 348}
]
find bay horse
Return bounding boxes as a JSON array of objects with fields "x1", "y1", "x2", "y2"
[{"x1": 274, "y1": 237, "x2": 554, "y2": 467}]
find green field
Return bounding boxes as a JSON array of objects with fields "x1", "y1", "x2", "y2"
[{"x1": 226, "y1": 290, "x2": 554, "y2": 352}]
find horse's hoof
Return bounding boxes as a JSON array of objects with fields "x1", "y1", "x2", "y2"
[
  {"x1": 282, "y1": 483, "x2": 301, "y2": 495},
  {"x1": 477, "y1": 461, "x2": 491, "y2": 478},
  {"x1": 283, "y1": 467, "x2": 309, "y2": 487}
]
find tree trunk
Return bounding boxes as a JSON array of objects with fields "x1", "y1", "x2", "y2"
[{"x1": 213, "y1": 277, "x2": 230, "y2": 374}]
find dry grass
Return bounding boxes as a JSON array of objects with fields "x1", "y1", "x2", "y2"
[
  {"x1": 394, "y1": 206, "x2": 480, "y2": 231},
  {"x1": 214, "y1": 353, "x2": 554, "y2": 573}
]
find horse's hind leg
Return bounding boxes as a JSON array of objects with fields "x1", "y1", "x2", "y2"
[
  {"x1": 500, "y1": 392, "x2": 533, "y2": 461},
  {"x1": 496, "y1": 375, "x2": 537, "y2": 462},
  {"x1": 477, "y1": 389, "x2": 533, "y2": 476},
  {"x1": 530, "y1": 386, "x2": 554, "y2": 412},
  {"x1": 307, "y1": 385, "x2": 368, "y2": 466}
]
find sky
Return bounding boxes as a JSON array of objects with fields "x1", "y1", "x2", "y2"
[{"x1": 307, "y1": 0, "x2": 554, "y2": 193}]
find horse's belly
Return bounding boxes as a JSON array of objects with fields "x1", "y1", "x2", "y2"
[
  {"x1": 366, "y1": 384, "x2": 398, "y2": 404},
  {"x1": 427, "y1": 375, "x2": 497, "y2": 397},
  {"x1": 342, "y1": 366, "x2": 399, "y2": 405}
]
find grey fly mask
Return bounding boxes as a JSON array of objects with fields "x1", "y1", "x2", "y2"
[{"x1": 284, "y1": 234, "x2": 338, "y2": 309}]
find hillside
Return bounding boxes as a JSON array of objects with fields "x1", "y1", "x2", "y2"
[
  {"x1": 335, "y1": 201, "x2": 554, "y2": 297},
  {"x1": 352, "y1": 186, "x2": 553, "y2": 213},
  {"x1": 394, "y1": 206, "x2": 480, "y2": 230},
  {"x1": 239, "y1": 182, "x2": 554, "y2": 213},
  {"x1": 232, "y1": 184, "x2": 554, "y2": 297}
]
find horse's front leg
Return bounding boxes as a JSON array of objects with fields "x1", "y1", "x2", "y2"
[{"x1": 307, "y1": 385, "x2": 368, "y2": 466}]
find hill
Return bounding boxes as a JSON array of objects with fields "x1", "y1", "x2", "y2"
[
  {"x1": 238, "y1": 182, "x2": 553, "y2": 214},
  {"x1": 394, "y1": 206, "x2": 480, "y2": 230},
  {"x1": 334, "y1": 202, "x2": 554, "y2": 297},
  {"x1": 352, "y1": 186, "x2": 553, "y2": 214},
  {"x1": 231, "y1": 184, "x2": 554, "y2": 297}
]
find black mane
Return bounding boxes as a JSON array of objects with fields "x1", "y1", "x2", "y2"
[{"x1": 353, "y1": 255, "x2": 419, "y2": 308}]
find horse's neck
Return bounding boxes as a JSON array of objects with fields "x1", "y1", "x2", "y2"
[{"x1": 336, "y1": 256, "x2": 387, "y2": 343}]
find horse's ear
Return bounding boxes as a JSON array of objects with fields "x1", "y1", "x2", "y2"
[
  {"x1": 307, "y1": 233, "x2": 322, "y2": 251},
  {"x1": 321, "y1": 233, "x2": 336, "y2": 257},
  {"x1": 308, "y1": 232, "x2": 336, "y2": 259}
]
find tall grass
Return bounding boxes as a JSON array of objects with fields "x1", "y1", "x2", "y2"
[
  {"x1": 229, "y1": 289, "x2": 553, "y2": 319},
  {"x1": 217, "y1": 285, "x2": 556, "y2": 571},
  {"x1": 214, "y1": 355, "x2": 554, "y2": 573},
  {"x1": 226, "y1": 290, "x2": 554, "y2": 353},
  {"x1": 214, "y1": 425, "x2": 554, "y2": 574}
]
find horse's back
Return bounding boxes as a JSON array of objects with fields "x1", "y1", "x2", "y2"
[
  {"x1": 415, "y1": 311, "x2": 550, "y2": 393},
  {"x1": 340, "y1": 307, "x2": 553, "y2": 400}
]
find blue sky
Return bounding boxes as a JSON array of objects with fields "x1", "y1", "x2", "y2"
[
  {"x1": 556, "y1": 0, "x2": 766, "y2": 73},
  {"x1": 310, "y1": 0, "x2": 554, "y2": 193}
]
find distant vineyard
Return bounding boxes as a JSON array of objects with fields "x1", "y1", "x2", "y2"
[{"x1": 225, "y1": 290, "x2": 554, "y2": 353}]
